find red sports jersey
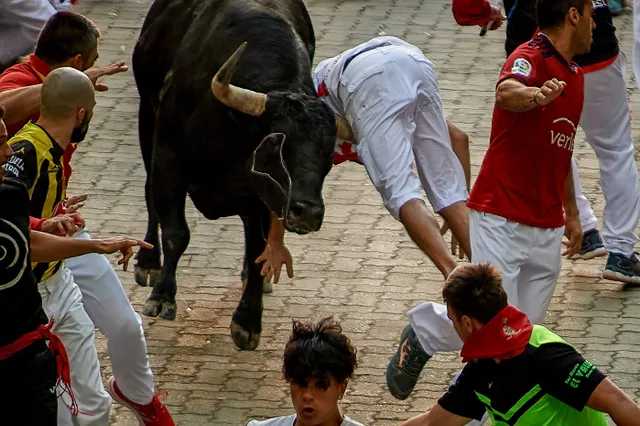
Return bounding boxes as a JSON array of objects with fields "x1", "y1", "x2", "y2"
[
  {"x1": 467, "y1": 34, "x2": 584, "y2": 229},
  {"x1": 0, "y1": 54, "x2": 78, "y2": 190}
]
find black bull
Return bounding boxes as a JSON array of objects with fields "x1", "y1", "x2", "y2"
[{"x1": 131, "y1": 0, "x2": 354, "y2": 350}]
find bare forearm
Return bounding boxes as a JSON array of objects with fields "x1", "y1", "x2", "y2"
[
  {"x1": 609, "y1": 400, "x2": 640, "y2": 426},
  {"x1": 401, "y1": 412, "x2": 429, "y2": 426},
  {"x1": 30, "y1": 230, "x2": 103, "y2": 262},
  {"x1": 495, "y1": 80, "x2": 539, "y2": 112},
  {"x1": 0, "y1": 86, "x2": 42, "y2": 127},
  {"x1": 447, "y1": 121, "x2": 471, "y2": 191},
  {"x1": 563, "y1": 166, "x2": 579, "y2": 218},
  {"x1": 268, "y1": 212, "x2": 285, "y2": 244}
]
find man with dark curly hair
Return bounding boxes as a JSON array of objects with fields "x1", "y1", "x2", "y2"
[{"x1": 247, "y1": 317, "x2": 364, "y2": 426}]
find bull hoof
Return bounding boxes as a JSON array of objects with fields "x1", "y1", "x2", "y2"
[
  {"x1": 134, "y1": 266, "x2": 161, "y2": 287},
  {"x1": 159, "y1": 301, "x2": 177, "y2": 320},
  {"x1": 230, "y1": 319, "x2": 261, "y2": 350},
  {"x1": 242, "y1": 278, "x2": 273, "y2": 294},
  {"x1": 143, "y1": 299, "x2": 162, "y2": 317}
]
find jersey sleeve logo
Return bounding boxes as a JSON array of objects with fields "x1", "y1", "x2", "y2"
[{"x1": 512, "y1": 58, "x2": 532, "y2": 77}]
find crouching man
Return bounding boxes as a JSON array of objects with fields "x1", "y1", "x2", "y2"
[
  {"x1": 401, "y1": 263, "x2": 640, "y2": 426},
  {"x1": 0, "y1": 104, "x2": 151, "y2": 425}
]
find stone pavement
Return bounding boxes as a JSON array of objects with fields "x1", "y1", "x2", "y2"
[{"x1": 66, "y1": 0, "x2": 640, "y2": 424}]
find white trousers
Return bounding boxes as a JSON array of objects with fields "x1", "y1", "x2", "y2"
[
  {"x1": 38, "y1": 266, "x2": 112, "y2": 425},
  {"x1": 336, "y1": 45, "x2": 468, "y2": 220},
  {"x1": 409, "y1": 210, "x2": 564, "y2": 356},
  {"x1": 572, "y1": 52, "x2": 640, "y2": 256},
  {"x1": 65, "y1": 229, "x2": 155, "y2": 405},
  {"x1": 0, "y1": 0, "x2": 71, "y2": 65}
]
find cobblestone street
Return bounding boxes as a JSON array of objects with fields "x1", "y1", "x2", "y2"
[{"x1": 64, "y1": 0, "x2": 640, "y2": 424}]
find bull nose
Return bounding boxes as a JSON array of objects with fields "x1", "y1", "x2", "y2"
[{"x1": 287, "y1": 201, "x2": 324, "y2": 233}]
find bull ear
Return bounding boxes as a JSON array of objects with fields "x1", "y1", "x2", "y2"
[{"x1": 250, "y1": 133, "x2": 291, "y2": 199}]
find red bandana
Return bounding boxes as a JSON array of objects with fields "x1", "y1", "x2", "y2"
[
  {"x1": 0, "y1": 319, "x2": 84, "y2": 416},
  {"x1": 316, "y1": 81, "x2": 360, "y2": 165},
  {"x1": 460, "y1": 305, "x2": 533, "y2": 362}
]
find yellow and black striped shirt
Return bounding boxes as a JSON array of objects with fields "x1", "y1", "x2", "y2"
[{"x1": 2, "y1": 121, "x2": 66, "y2": 282}]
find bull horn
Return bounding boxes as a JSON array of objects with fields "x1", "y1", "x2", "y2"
[
  {"x1": 335, "y1": 117, "x2": 355, "y2": 141},
  {"x1": 211, "y1": 42, "x2": 267, "y2": 116}
]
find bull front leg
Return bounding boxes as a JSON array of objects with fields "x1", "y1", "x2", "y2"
[
  {"x1": 232, "y1": 201, "x2": 270, "y2": 350},
  {"x1": 135, "y1": 175, "x2": 162, "y2": 287},
  {"x1": 134, "y1": 97, "x2": 162, "y2": 287},
  {"x1": 143, "y1": 146, "x2": 190, "y2": 321}
]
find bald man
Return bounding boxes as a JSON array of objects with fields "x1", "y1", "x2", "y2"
[{"x1": 2, "y1": 67, "x2": 112, "y2": 425}]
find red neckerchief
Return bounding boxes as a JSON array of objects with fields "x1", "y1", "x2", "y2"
[
  {"x1": 460, "y1": 305, "x2": 533, "y2": 362},
  {"x1": 316, "y1": 81, "x2": 359, "y2": 165},
  {"x1": 0, "y1": 319, "x2": 85, "y2": 416}
]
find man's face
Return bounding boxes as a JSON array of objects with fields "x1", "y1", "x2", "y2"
[
  {"x1": 0, "y1": 118, "x2": 13, "y2": 182},
  {"x1": 573, "y1": 2, "x2": 595, "y2": 55},
  {"x1": 71, "y1": 107, "x2": 94, "y2": 143},
  {"x1": 289, "y1": 377, "x2": 346, "y2": 426},
  {"x1": 447, "y1": 305, "x2": 477, "y2": 343},
  {"x1": 82, "y1": 47, "x2": 99, "y2": 71}
]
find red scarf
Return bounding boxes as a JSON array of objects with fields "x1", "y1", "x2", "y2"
[
  {"x1": 460, "y1": 305, "x2": 533, "y2": 362},
  {"x1": 317, "y1": 81, "x2": 359, "y2": 165},
  {"x1": 0, "y1": 319, "x2": 82, "y2": 416}
]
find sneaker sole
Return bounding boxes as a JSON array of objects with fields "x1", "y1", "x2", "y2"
[
  {"x1": 106, "y1": 378, "x2": 147, "y2": 426},
  {"x1": 574, "y1": 247, "x2": 607, "y2": 260},
  {"x1": 602, "y1": 270, "x2": 640, "y2": 285}
]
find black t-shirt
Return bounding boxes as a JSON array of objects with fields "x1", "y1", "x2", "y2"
[
  {"x1": 503, "y1": 0, "x2": 619, "y2": 68},
  {"x1": 439, "y1": 342, "x2": 607, "y2": 424},
  {"x1": 0, "y1": 177, "x2": 48, "y2": 347}
]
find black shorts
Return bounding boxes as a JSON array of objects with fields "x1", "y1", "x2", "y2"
[{"x1": 0, "y1": 341, "x2": 58, "y2": 426}]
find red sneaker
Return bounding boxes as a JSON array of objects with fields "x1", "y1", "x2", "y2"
[{"x1": 106, "y1": 376, "x2": 175, "y2": 426}]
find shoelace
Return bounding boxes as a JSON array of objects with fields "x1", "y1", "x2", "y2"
[
  {"x1": 137, "y1": 391, "x2": 170, "y2": 423},
  {"x1": 400, "y1": 339, "x2": 428, "y2": 378}
]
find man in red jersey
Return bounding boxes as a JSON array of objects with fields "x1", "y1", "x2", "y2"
[{"x1": 386, "y1": 0, "x2": 594, "y2": 404}]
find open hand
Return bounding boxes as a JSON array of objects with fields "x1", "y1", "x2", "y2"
[
  {"x1": 255, "y1": 241, "x2": 294, "y2": 284},
  {"x1": 41, "y1": 212, "x2": 85, "y2": 237},
  {"x1": 97, "y1": 237, "x2": 153, "y2": 271},
  {"x1": 84, "y1": 60, "x2": 128, "y2": 92},
  {"x1": 440, "y1": 220, "x2": 467, "y2": 260},
  {"x1": 65, "y1": 194, "x2": 88, "y2": 213}
]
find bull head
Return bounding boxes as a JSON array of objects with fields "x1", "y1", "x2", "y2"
[
  {"x1": 250, "y1": 133, "x2": 291, "y2": 218},
  {"x1": 210, "y1": 42, "x2": 356, "y2": 141}
]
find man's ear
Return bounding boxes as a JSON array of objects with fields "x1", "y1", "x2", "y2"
[
  {"x1": 568, "y1": 7, "x2": 581, "y2": 26},
  {"x1": 76, "y1": 108, "x2": 86, "y2": 126}
]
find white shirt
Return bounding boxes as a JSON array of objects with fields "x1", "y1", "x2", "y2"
[{"x1": 247, "y1": 413, "x2": 365, "y2": 426}]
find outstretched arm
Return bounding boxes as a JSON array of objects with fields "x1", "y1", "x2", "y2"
[
  {"x1": 401, "y1": 404, "x2": 472, "y2": 426},
  {"x1": 255, "y1": 212, "x2": 294, "y2": 284},
  {"x1": 586, "y1": 379, "x2": 640, "y2": 426},
  {"x1": 30, "y1": 230, "x2": 152, "y2": 271}
]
